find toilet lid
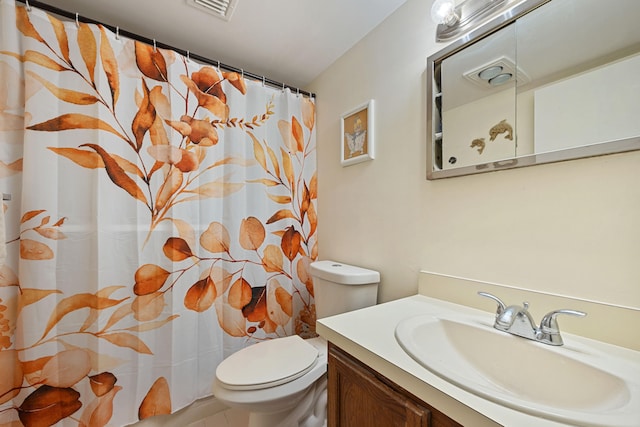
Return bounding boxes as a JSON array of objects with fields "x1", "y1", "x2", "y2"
[{"x1": 216, "y1": 335, "x2": 319, "y2": 390}]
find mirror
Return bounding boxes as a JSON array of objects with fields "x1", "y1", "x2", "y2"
[{"x1": 427, "y1": 0, "x2": 640, "y2": 179}]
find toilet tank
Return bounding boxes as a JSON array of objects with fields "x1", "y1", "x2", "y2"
[{"x1": 309, "y1": 260, "x2": 380, "y2": 319}]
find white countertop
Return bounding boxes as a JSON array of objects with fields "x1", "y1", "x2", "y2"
[{"x1": 316, "y1": 294, "x2": 640, "y2": 427}]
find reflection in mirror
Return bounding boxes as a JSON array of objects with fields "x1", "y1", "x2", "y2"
[
  {"x1": 427, "y1": 0, "x2": 640, "y2": 179},
  {"x1": 440, "y1": 23, "x2": 517, "y2": 169}
]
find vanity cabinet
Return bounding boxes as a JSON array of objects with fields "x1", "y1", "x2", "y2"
[{"x1": 327, "y1": 343, "x2": 462, "y2": 427}]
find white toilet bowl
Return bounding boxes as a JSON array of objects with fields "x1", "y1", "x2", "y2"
[
  {"x1": 213, "y1": 261, "x2": 380, "y2": 427},
  {"x1": 213, "y1": 336, "x2": 328, "y2": 427}
]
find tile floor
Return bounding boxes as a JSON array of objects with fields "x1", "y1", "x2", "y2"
[{"x1": 187, "y1": 407, "x2": 249, "y2": 427}]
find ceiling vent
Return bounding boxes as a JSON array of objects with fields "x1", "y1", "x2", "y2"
[{"x1": 187, "y1": 0, "x2": 238, "y2": 21}]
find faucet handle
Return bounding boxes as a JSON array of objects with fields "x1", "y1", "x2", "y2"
[
  {"x1": 539, "y1": 309, "x2": 586, "y2": 331},
  {"x1": 537, "y1": 309, "x2": 587, "y2": 345},
  {"x1": 477, "y1": 291, "x2": 506, "y2": 316}
]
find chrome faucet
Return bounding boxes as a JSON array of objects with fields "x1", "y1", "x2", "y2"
[{"x1": 478, "y1": 292, "x2": 586, "y2": 346}]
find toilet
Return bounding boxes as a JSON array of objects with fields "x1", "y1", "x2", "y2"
[{"x1": 213, "y1": 260, "x2": 380, "y2": 427}]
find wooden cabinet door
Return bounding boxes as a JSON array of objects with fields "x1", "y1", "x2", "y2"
[{"x1": 328, "y1": 344, "x2": 430, "y2": 427}]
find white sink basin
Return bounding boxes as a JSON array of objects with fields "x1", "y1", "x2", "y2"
[{"x1": 395, "y1": 313, "x2": 640, "y2": 427}]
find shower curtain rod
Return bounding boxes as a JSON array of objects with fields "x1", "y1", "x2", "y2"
[{"x1": 15, "y1": 0, "x2": 316, "y2": 99}]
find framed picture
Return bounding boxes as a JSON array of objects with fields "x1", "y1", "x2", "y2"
[{"x1": 340, "y1": 99, "x2": 374, "y2": 166}]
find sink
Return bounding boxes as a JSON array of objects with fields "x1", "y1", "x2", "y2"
[{"x1": 395, "y1": 313, "x2": 640, "y2": 427}]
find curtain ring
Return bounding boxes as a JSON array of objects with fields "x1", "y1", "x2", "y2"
[
  {"x1": 282, "y1": 82, "x2": 285, "y2": 92},
  {"x1": 241, "y1": 69, "x2": 244, "y2": 79},
  {"x1": 75, "y1": 13, "x2": 80, "y2": 28},
  {"x1": 217, "y1": 60, "x2": 220, "y2": 72},
  {"x1": 262, "y1": 76, "x2": 265, "y2": 87},
  {"x1": 115, "y1": 26, "x2": 120, "y2": 40},
  {"x1": 297, "y1": 88, "x2": 300, "y2": 98},
  {"x1": 153, "y1": 39, "x2": 157, "y2": 52},
  {"x1": 25, "y1": 0, "x2": 31, "y2": 12},
  {"x1": 186, "y1": 50, "x2": 190, "y2": 61}
]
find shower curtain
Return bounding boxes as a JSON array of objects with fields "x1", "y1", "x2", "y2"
[{"x1": 0, "y1": 1, "x2": 317, "y2": 425}]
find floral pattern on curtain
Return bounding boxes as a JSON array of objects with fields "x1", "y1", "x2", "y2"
[{"x1": 0, "y1": 0, "x2": 317, "y2": 425}]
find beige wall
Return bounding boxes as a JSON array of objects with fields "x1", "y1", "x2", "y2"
[{"x1": 308, "y1": 0, "x2": 640, "y2": 309}]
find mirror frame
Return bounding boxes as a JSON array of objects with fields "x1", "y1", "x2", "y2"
[{"x1": 426, "y1": 0, "x2": 640, "y2": 179}]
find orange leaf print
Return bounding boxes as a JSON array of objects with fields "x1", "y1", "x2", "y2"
[
  {"x1": 278, "y1": 120, "x2": 294, "y2": 153},
  {"x1": 80, "y1": 144, "x2": 148, "y2": 204},
  {"x1": 300, "y1": 182, "x2": 311, "y2": 216},
  {"x1": 307, "y1": 202, "x2": 318, "y2": 238},
  {"x1": 41, "y1": 293, "x2": 127, "y2": 339},
  {"x1": 302, "y1": 97, "x2": 316, "y2": 130},
  {"x1": 239, "y1": 217, "x2": 265, "y2": 250},
  {"x1": 124, "y1": 315, "x2": 178, "y2": 333},
  {"x1": 99, "y1": 26, "x2": 120, "y2": 107},
  {"x1": 248, "y1": 132, "x2": 267, "y2": 171},
  {"x1": 139, "y1": 377, "x2": 172, "y2": 419},
  {"x1": 180, "y1": 76, "x2": 229, "y2": 119},
  {"x1": 17, "y1": 288, "x2": 61, "y2": 313},
  {"x1": 192, "y1": 67, "x2": 226, "y2": 101},
  {"x1": 155, "y1": 168, "x2": 183, "y2": 211},
  {"x1": 292, "y1": 116, "x2": 305, "y2": 152},
  {"x1": 79, "y1": 384, "x2": 122, "y2": 427},
  {"x1": 241, "y1": 286, "x2": 266, "y2": 322},
  {"x1": 28, "y1": 113, "x2": 126, "y2": 139},
  {"x1": 263, "y1": 244, "x2": 283, "y2": 273},
  {"x1": 266, "y1": 193, "x2": 292, "y2": 204},
  {"x1": 78, "y1": 23, "x2": 97, "y2": 83},
  {"x1": 132, "y1": 292, "x2": 165, "y2": 322},
  {"x1": 247, "y1": 178, "x2": 280, "y2": 187},
  {"x1": 228, "y1": 278, "x2": 252, "y2": 310},
  {"x1": 163, "y1": 237, "x2": 193, "y2": 261},
  {"x1": 184, "y1": 278, "x2": 217, "y2": 312},
  {"x1": 267, "y1": 279, "x2": 293, "y2": 325},
  {"x1": 40, "y1": 349, "x2": 91, "y2": 388},
  {"x1": 48, "y1": 15, "x2": 70, "y2": 63},
  {"x1": 223, "y1": 71, "x2": 247, "y2": 94},
  {"x1": 28, "y1": 72, "x2": 100, "y2": 105},
  {"x1": 99, "y1": 332, "x2": 153, "y2": 355},
  {"x1": 132, "y1": 79, "x2": 156, "y2": 151},
  {"x1": 134, "y1": 264, "x2": 171, "y2": 296},
  {"x1": 20, "y1": 239, "x2": 53, "y2": 260},
  {"x1": 23, "y1": 49, "x2": 67, "y2": 71},
  {"x1": 182, "y1": 179, "x2": 243, "y2": 202},
  {"x1": 48, "y1": 147, "x2": 103, "y2": 169},
  {"x1": 102, "y1": 302, "x2": 133, "y2": 332},
  {"x1": 35, "y1": 227, "x2": 66, "y2": 240},
  {"x1": 266, "y1": 209, "x2": 297, "y2": 224},
  {"x1": 179, "y1": 115, "x2": 219, "y2": 145},
  {"x1": 15, "y1": 6, "x2": 45, "y2": 43},
  {"x1": 309, "y1": 172, "x2": 318, "y2": 199},
  {"x1": 210, "y1": 267, "x2": 234, "y2": 296},
  {"x1": 0, "y1": 350, "x2": 23, "y2": 404},
  {"x1": 20, "y1": 209, "x2": 46, "y2": 223},
  {"x1": 281, "y1": 226, "x2": 302, "y2": 262},
  {"x1": 18, "y1": 386, "x2": 82, "y2": 427},
  {"x1": 200, "y1": 222, "x2": 230, "y2": 253},
  {"x1": 89, "y1": 372, "x2": 117, "y2": 397},
  {"x1": 214, "y1": 297, "x2": 246, "y2": 337},
  {"x1": 280, "y1": 147, "x2": 295, "y2": 188},
  {"x1": 265, "y1": 144, "x2": 281, "y2": 180},
  {"x1": 135, "y1": 41, "x2": 168, "y2": 82},
  {"x1": 296, "y1": 257, "x2": 314, "y2": 297}
]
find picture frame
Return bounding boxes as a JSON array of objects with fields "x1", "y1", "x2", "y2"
[{"x1": 340, "y1": 99, "x2": 374, "y2": 166}]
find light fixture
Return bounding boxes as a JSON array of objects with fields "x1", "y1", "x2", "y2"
[
  {"x1": 431, "y1": 0, "x2": 459, "y2": 27},
  {"x1": 489, "y1": 73, "x2": 512, "y2": 85},
  {"x1": 478, "y1": 65, "x2": 503, "y2": 80},
  {"x1": 431, "y1": 0, "x2": 507, "y2": 42}
]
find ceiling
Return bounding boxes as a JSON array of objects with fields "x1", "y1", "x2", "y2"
[{"x1": 34, "y1": 0, "x2": 407, "y2": 89}]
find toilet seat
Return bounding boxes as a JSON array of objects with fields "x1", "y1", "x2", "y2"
[{"x1": 216, "y1": 335, "x2": 319, "y2": 391}]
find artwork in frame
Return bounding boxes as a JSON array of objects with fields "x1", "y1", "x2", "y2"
[{"x1": 341, "y1": 99, "x2": 374, "y2": 166}]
